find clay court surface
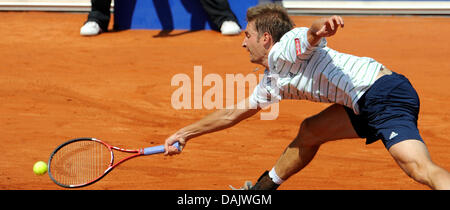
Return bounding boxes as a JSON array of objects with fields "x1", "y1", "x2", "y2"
[{"x1": 1, "y1": 12, "x2": 449, "y2": 190}]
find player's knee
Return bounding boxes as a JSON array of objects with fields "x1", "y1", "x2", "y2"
[
  {"x1": 401, "y1": 160, "x2": 432, "y2": 185},
  {"x1": 296, "y1": 117, "x2": 322, "y2": 147}
]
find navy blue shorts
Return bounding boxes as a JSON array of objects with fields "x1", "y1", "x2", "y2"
[{"x1": 345, "y1": 71, "x2": 424, "y2": 149}]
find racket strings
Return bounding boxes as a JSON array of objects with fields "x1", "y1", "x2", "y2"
[{"x1": 50, "y1": 140, "x2": 112, "y2": 187}]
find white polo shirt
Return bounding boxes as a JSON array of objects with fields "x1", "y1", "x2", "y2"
[{"x1": 249, "y1": 27, "x2": 383, "y2": 114}]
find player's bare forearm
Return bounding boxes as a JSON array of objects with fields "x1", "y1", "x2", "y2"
[
  {"x1": 181, "y1": 109, "x2": 252, "y2": 139},
  {"x1": 164, "y1": 98, "x2": 260, "y2": 155},
  {"x1": 307, "y1": 16, "x2": 344, "y2": 46}
]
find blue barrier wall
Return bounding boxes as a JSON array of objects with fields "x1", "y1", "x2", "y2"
[{"x1": 113, "y1": 0, "x2": 259, "y2": 31}]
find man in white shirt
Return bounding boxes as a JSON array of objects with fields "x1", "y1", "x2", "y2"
[{"x1": 164, "y1": 3, "x2": 450, "y2": 190}]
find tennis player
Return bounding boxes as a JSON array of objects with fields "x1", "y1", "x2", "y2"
[{"x1": 164, "y1": 3, "x2": 450, "y2": 190}]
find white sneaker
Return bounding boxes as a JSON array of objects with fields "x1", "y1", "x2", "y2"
[
  {"x1": 80, "y1": 21, "x2": 102, "y2": 36},
  {"x1": 220, "y1": 21, "x2": 241, "y2": 35}
]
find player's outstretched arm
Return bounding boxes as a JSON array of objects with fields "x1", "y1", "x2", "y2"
[
  {"x1": 307, "y1": 15, "x2": 344, "y2": 46},
  {"x1": 164, "y1": 98, "x2": 260, "y2": 155}
]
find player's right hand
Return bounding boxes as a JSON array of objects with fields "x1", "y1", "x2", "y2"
[{"x1": 164, "y1": 132, "x2": 186, "y2": 156}]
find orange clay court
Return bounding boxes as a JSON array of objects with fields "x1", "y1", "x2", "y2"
[{"x1": 0, "y1": 12, "x2": 449, "y2": 190}]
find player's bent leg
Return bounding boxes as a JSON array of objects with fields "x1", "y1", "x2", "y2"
[
  {"x1": 248, "y1": 104, "x2": 360, "y2": 190},
  {"x1": 276, "y1": 104, "x2": 360, "y2": 177},
  {"x1": 388, "y1": 140, "x2": 450, "y2": 190}
]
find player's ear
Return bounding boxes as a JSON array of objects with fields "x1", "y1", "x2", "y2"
[
  {"x1": 262, "y1": 32, "x2": 273, "y2": 47},
  {"x1": 262, "y1": 32, "x2": 269, "y2": 41}
]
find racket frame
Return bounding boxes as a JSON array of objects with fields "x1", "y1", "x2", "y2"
[{"x1": 48, "y1": 137, "x2": 148, "y2": 188}]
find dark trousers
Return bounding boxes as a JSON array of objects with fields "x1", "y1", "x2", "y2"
[
  {"x1": 87, "y1": 0, "x2": 112, "y2": 32},
  {"x1": 199, "y1": 0, "x2": 239, "y2": 29},
  {"x1": 86, "y1": 0, "x2": 239, "y2": 31}
]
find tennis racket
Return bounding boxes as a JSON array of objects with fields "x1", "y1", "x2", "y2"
[{"x1": 48, "y1": 137, "x2": 180, "y2": 188}]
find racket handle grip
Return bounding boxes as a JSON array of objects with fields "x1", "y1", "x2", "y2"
[{"x1": 143, "y1": 142, "x2": 180, "y2": 155}]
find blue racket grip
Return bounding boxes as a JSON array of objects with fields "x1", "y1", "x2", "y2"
[{"x1": 143, "y1": 142, "x2": 180, "y2": 155}]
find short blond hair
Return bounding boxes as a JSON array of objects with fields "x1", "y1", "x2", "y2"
[{"x1": 246, "y1": 3, "x2": 294, "y2": 42}]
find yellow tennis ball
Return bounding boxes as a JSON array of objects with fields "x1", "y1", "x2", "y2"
[{"x1": 33, "y1": 161, "x2": 47, "y2": 175}]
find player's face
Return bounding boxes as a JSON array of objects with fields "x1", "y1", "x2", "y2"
[{"x1": 242, "y1": 21, "x2": 266, "y2": 65}]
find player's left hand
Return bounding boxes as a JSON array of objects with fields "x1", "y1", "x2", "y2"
[{"x1": 314, "y1": 15, "x2": 344, "y2": 37}]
